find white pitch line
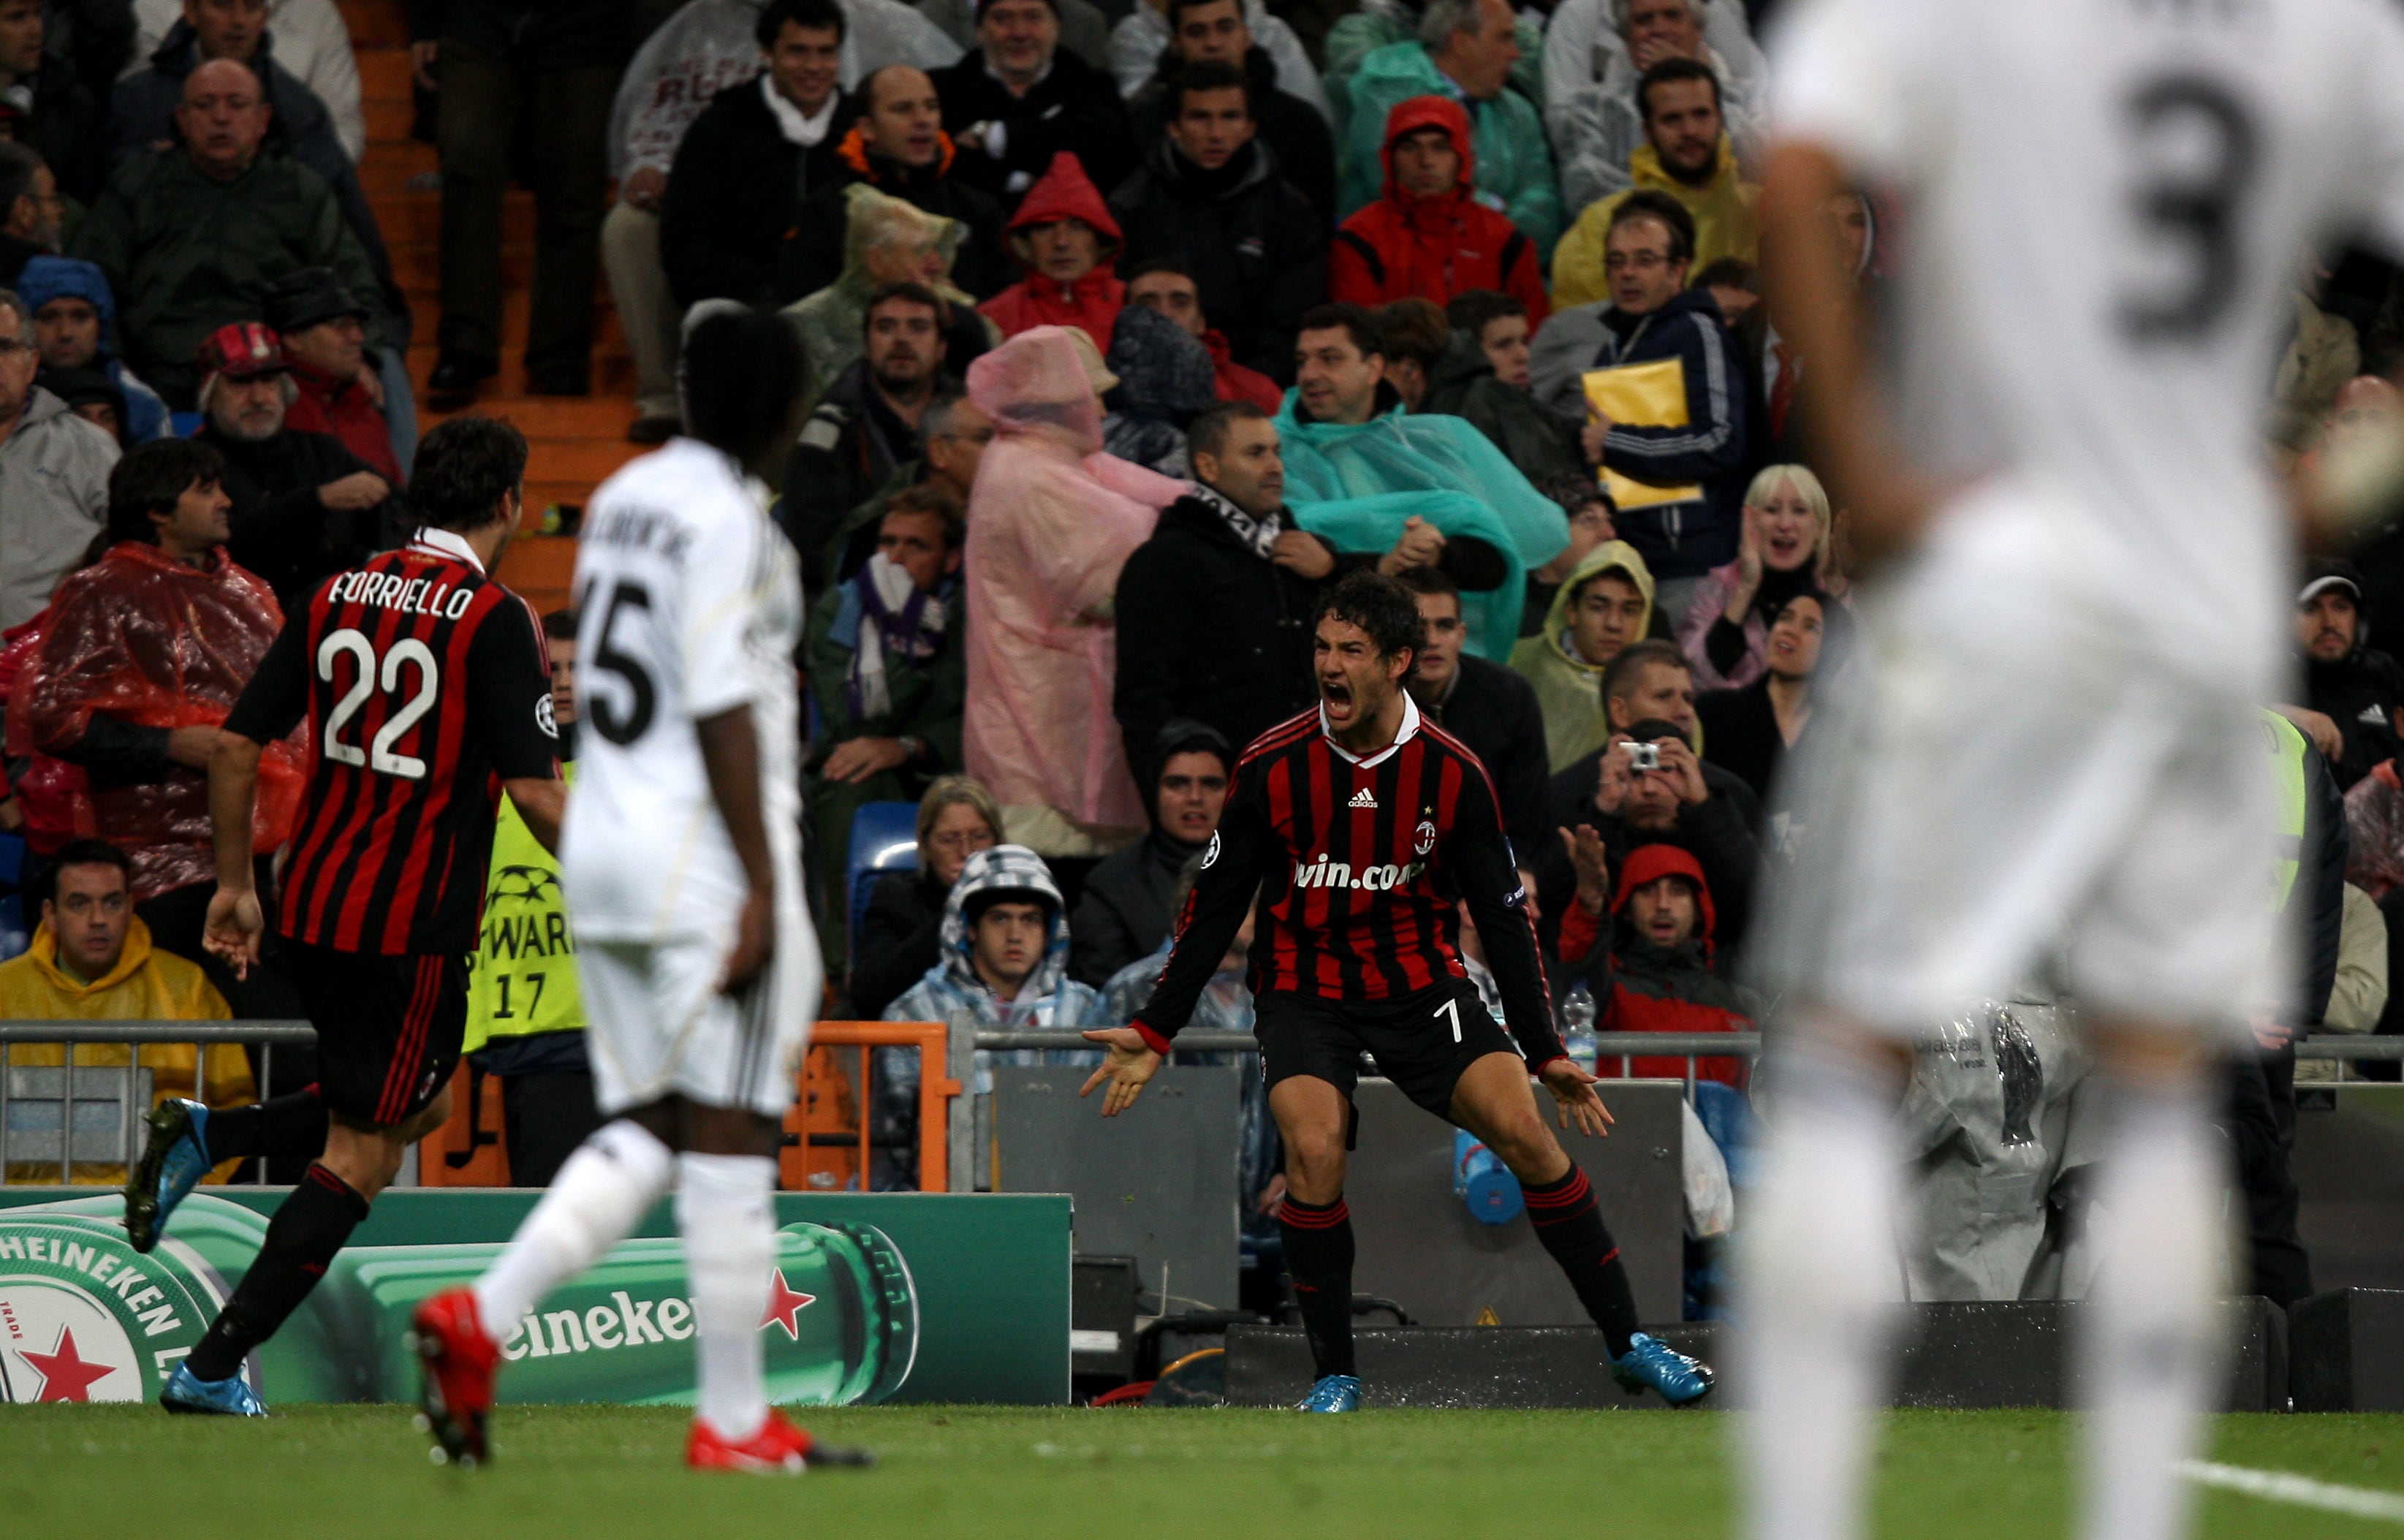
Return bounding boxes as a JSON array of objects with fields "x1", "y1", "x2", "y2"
[{"x1": 2181, "y1": 1460, "x2": 2404, "y2": 1524}]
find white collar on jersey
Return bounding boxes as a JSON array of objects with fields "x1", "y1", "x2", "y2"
[
  {"x1": 1320, "y1": 688, "x2": 1421, "y2": 770},
  {"x1": 406, "y1": 525, "x2": 484, "y2": 574}
]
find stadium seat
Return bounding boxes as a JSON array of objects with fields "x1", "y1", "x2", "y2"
[
  {"x1": 0, "y1": 831, "x2": 26, "y2": 960},
  {"x1": 846, "y1": 801, "x2": 920, "y2": 966}
]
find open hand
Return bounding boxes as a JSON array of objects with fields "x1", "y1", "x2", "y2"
[
  {"x1": 1539, "y1": 1058, "x2": 1614, "y2": 1138},
  {"x1": 1077, "y1": 1028, "x2": 1163, "y2": 1117},
  {"x1": 1561, "y1": 823, "x2": 1611, "y2": 914}
]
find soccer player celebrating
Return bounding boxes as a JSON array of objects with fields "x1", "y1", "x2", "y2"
[
  {"x1": 410, "y1": 309, "x2": 870, "y2": 1474},
  {"x1": 1082, "y1": 569, "x2": 1713, "y2": 1411},
  {"x1": 1743, "y1": 3, "x2": 2404, "y2": 1539},
  {"x1": 153, "y1": 417, "x2": 567, "y2": 1416}
]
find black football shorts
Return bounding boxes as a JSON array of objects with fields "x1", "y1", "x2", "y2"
[
  {"x1": 1253, "y1": 974, "x2": 1520, "y2": 1121},
  {"x1": 281, "y1": 938, "x2": 469, "y2": 1126}
]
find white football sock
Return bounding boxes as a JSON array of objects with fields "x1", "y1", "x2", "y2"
[
  {"x1": 678, "y1": 1150, "x2": 778, "y2": 1441},
  {"x1": 2077, "y1": 1082, "x2": 2226, "y2": 1540},
  {"x1": 474, "y1": 1119, "x2": 675, "y2": 1332},
  {"x1": 1738, "y1": 1045, "x2": 1908, "y2": 1540}
]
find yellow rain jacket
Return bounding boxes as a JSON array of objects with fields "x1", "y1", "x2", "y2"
[{"x1": 1509, "y1": 540, "x2": 1656, "y2": 773}]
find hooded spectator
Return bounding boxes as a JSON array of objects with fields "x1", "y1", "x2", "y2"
[
  {"x1": 1101, "y1": 303, "x2": 1216, "y2": 476},
  {"x1": 784, "y1": 182, "x2": 991, "y2": 403},
  {"x1": 1330, "y1": 95, "x2": 1547, "y2": 322},
  {"x1": 1425, "y1": 291, "x2": 1590, "y2": 517},
  {"x1": 933, "y1": 0, "x2": 1135, "y2": 210},
  {"x1": 0, "y1": 0, "x2": 103, "y2": 203},
  {"x1": 1552, "y1": 56, "x2": 1759, "y2": 311},
  {"x1": 1123, "y1": 258, "x2": 1281, "y2": 411},
  {"x1": 2297, "y1": 557, "x2": 2404, "y2": 792},
  {"x1": 962, "y1": 325, "x2": 1183, "y2": 854},
  {"x1": 980, "y1": 152, "x2": 1127, "y2": 342},
  {"x1": 1544, "y1": 1, "x2": 1766, "y2": 238},
  {"x1": 1336, "y1": 0, "x2": 1561, "y2": 260},
  {"x1": 261, "y1": 264, "x2": 398, "y2": 485},
  {"x1": 1121, "y1": 0, "x2": 1334, "y2": 224},
  {"x1": 0, "y1": 284, "x2": 117, "y2": 629},
  {"x1": 1556, "y1": 840, "x2": 1755, "y2": 1086},
  {"x1": 1674, "y1": 462, "x2": 1837, "y2": 691},
  {"x1": 1110, "y1": 58, "x2": 1324, "y2": 384},
  {"x1": 1510, "y1": 538, "x2": 1655, "y2": 771},
  {"x1": 850, "y1": 773, "x2": 1000, "y2": 1019},
  {"x1": 1069, "y1": 718, "x2": 1231, "y2": 985},
  {"x1": 17, "y1": 254, "x2": 170, "y2": 443},
  {"x1": 779, "y1": 64, "x2": 1006, "y2": 301}
]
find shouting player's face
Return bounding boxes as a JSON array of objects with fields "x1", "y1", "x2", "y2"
[{"x1": 1314, "y1": 614, "x2": 1411, "y2": 735}]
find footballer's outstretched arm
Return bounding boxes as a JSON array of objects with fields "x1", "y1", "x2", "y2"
[{"x1": 697, "y1": 704, "x2": 776, "y2": 995}]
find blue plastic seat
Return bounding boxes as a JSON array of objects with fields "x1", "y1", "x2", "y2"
[
  {"x1": 846, "y1": 802, "x2": 921, "y2": 971},
  {"x1": 1691, "y1": 1080, "x2": 1754, "y2": 1188},
  {"x1": 0, "y1": 830, "x2": 25, "y2": 958}
]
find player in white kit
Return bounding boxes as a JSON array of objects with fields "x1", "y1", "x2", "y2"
[
  {"x1": 1743, "y1": 2, "x2": 2404, "y2": 1539},
  {"x1": 410, "y1": 310, "x2": 868, "y2": 1474}
]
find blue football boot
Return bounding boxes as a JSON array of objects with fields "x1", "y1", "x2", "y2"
[
  {"x1": 1297, "y1": 1374, "x2": 1362, "y2": 1413},
  {"x1": 160, "y1": 1362, "x2": 268, "y2": 1416},
  {"x1": 1611, "y1": 1332, "x2": 1715, "y2": 1406},
  {"x1": 125, "y1": 1099, "x2": 213, "y2": 1253}
]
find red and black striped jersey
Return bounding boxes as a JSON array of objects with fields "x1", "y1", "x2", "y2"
[
  {"x1": 1131, "y1": 694, "x2": 1563, "y2": 1065},
  {"x1": 224, "y1": 528, "x2": 559, "y2": 956}
]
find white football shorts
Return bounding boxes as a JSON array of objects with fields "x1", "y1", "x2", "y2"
[
  {"x1": 581, "y1": 909, "x2": 822, "y2": 1119},
  {"x1": 1753, "y1": 479, "x2": 2280, "y2": 1042}
]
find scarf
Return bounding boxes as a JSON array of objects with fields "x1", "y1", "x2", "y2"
[
  {"x1": 835, "y1": 553, "x2": 949, "y2": 721},
  {"x1": 760, "y1": 74, "x2": 838, "y2": 147},
  {"x1": 1187, "y1": 482, "x2": 1282, "y2": 561}
]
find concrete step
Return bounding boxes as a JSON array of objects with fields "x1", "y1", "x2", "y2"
[{"x1": 357, "y1": 45, "x2": 414, "y2": 99}]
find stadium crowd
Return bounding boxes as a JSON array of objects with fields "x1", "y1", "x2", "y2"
[{"x1": 0, "y1": 0, "x2": 2389, "y2": 1312}]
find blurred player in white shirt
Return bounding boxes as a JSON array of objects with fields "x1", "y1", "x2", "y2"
[
  {"x1": 410, "y1": 310, "x2": 870, "y2": 1475},
  {"x1": 1742, "y1": 2, "x2": 2404, "y2": 1539}
]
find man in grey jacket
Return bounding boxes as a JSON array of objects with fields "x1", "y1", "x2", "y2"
[{"x1": 0, "y1": 286, "x2": 118, "y2": 628}]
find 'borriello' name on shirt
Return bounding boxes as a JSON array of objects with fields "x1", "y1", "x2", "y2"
[
  {"x1": 326, "y1": 568, "x2": 476, "y2": 618},
  {"x1": 582, "y1": 502, "x2": 697, "y2": 562}
]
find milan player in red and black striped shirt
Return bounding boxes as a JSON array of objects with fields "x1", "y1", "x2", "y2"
[
  {"x1": 149, "y1": 417, "x2": 565, "y2": 1415},
  {"x1": 1082, "y1": 569, "x2": 1714, "y2": 1410}
]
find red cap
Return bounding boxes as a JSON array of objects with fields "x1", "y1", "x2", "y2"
[{"x1": 196, "y1": 321, "x2": 286, "y2": 381}]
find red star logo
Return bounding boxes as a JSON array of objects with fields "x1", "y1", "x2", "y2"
[
  {"x1": 758, "y1": 1269, "x2": 816, "y2": 1340},
  {"x1": 19, "y1": 1327, "x2": 116, "y2": 1403}
]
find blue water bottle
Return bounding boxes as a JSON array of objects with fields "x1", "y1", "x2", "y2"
[{"x1": 1453, "y1": 1129, "x2": 1524, "y2": 1224}]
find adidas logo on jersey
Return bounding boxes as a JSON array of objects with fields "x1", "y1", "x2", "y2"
[{"x1": 1349, "y1": 788, "x2": 1379, "y2": 808}]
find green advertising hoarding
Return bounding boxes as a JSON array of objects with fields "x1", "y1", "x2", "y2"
[{"x1": 0, "y1": 1188, "x2": 1069, "y2": 1407}]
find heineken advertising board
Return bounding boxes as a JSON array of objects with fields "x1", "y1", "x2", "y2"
[{"x1": 0, "y1": 1189, "x2": 1069, "y2": 1406}]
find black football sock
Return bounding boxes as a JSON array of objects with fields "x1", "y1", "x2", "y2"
[
  {"x1": 185, "y1": 1164, "x2": 368, "y2": 1381},
  {"x1": 197, "y1": 1088, "x2": 328, "y2": 1161},
  {"x1": 1523, "y1": 1165, "x2": 1640, "y2": 1357},
  {"x1": 1277, "y1": 1194, "x2": 1357, "y2": 1379}
]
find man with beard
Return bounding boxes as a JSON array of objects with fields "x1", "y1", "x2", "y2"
[
  {"x1": 781, "y1": 280, "x2": 958, "y2": 593},
  {"x1": 1552, "y1": 56, "x2": 1761, "y2": 310},
  {"x1": 2294, "y1": 558, "x2": 2404, "y2": 792},
  {"x1": 191, "y1": 322, "x2": 398, "y2": 611}
]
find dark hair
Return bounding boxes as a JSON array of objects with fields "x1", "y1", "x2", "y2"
[
  {"x1": 1568, "y1": 559, "x2": 1645, "y2": 610},
  {"x1": 1636, "y1": 56, "x2": 1720, "y2": 123},
  {"x1": 1376, "y1": 297, "x2": 1448, "y2": 370},
  {"x1": 1166, "y1": 0, "x2": 1243, "y2": 40},
  {"x1": 1126, "y1": 257, "x2": 1196, "y2": 285},
  {"x1": 884, "y1": 481, "x2": 967, "y2": 550},
  {"x1": 1156, "y1": 716, "x2": 1234, "y2": 778},
  {"x1": 46, "y1": 838, "x2": 131, "y2": 906},
  {"x1": 1691, "y1": 255, "x2": 1756, "y2": 293},
  {"x1": 105, "y1": 438, "x2": 227, "y2": 545},
  {"x1": 0, "y1": 140, "x2": 44, "y2": 216},
  {"x1": 1187, "y1": 398, "x2": 1270, "y2": 463},
  {"x1": 1601, "y1": 637, "x2": 1689, "y2": 706},
  {"x1": 1167, "y1": 58, "x2": 1253, "y2": 120},
  {"x1": 410, "y1": 415, "x2": 528, "y2": 531},
  {"x1": 757, "y1": 0, "x2": 845, "y2": 50},
  {"x1": 1446, "y1": 287, "x2": 1526, "y2": 337},
  {"x1": 1392, "y1": 563, "x2": 1460, "y2": 602},
  {"x1": 1297, "y1": 302, "x2": 1381, "y2": 360},
  {"x1": 683, "y1": 308, "x2": 805, "y2": 467},
  {"x1": 1316, "y1": 567, "x2": 1423, "y2": 662},
  {"x1": 542, "y1": 607, "x2": 578, "y2": 642},
  {"x1": 1609, "y1": 189, "x2": 1697, "y2": 267},
  {"x1": 862, "y1": 279, "x2": 945, "y2": 336}
]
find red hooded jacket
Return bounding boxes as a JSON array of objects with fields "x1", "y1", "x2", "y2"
[
  {"x1": 1558, "y1": 842, "x2": 1751, "y2": 1088},
  {"x1": 1329, "y1": 96, "x2": 1549, "y2": 324},
  {"x1": 979, "y1": 152, "x2": 1127, "y2": 342}
]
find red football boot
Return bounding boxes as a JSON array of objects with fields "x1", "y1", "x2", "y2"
[
  {"x1": 686, "y1": 1408, "x2": 874, "y2": 1473},
  {"x1": 411, "y1": 1288, "x2": 500, "y2": 1466}
]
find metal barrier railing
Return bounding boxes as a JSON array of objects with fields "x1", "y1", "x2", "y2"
[
  {"x1": 805, "y1": 1022, "x2": 960, "y2": 1192},
  {"x1": 0, "y1": 1020, "x2": 315, "y2": 1186}
]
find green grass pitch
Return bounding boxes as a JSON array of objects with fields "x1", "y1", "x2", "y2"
[{"x1": 6, "y1": 1405, "x2": 2403, "y2": 1539}]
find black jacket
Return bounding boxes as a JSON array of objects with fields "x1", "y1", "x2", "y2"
[
  {"x1": 2303, "y1": 642, "x2": 2404, "y2": 792},
  {"x1": 1583, "y1": 287, "x2": 1750, "y2": 580},
  {"x1": 19, "y1": 56, "x2": 104, "y2": 203},
  {"x1": 661, "y1": 81, "x2": 852, "y2": 311},
  {"x1": 200, "y1": 424, "x2": 401, "y2": 613},
  {"x1": 1126, "y1": 44, "x2": 1335, "y2": 227},
  {"x1": 1694, "y1": 677, "x2": 1789, "y2": 815},
  {"x1": 931, "y1": 48, "x2": 1134, "y2": 213},
  {"x1": 1537, "y1": 748, "x2": 1761, "y2": 954},
  {"x1": 1069, "y1": 828, "x2": 1201, "y2": 987},
  {"x1": 1108, "y1": 137, "x2": 1324, "y2": 385},
  {"x1": 1113, "y1": 488, "x2": 1329, "y2": 790},
  {"x1": 778, "y1": 360, "x2": 954, "y2": 595},
  {"x1": 850, "y1": 869, "x2": 947, "y2": 1020},
  {"x1": 1413, "y1": 653, "x2": 1549, "y2": 856},
  {"x1": 778, "y1": 140, "x2": 1009, "y2": 302}
]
